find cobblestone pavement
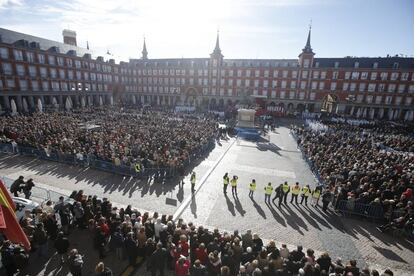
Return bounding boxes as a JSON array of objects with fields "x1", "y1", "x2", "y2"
[{"x1": 1, "y1": 122, "x2": 413, "y2": 275}]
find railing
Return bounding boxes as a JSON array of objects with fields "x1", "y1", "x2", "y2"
[
  {"x1": 0, "y1": 139, "x2": 215, "y2": 179},
  {"x1": 336, "y1": 200, "x2": 384, "y2": 221}
]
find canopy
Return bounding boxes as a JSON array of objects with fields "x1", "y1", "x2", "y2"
[
  {"x1": 65, "y1": 97, "x2": 72, "y2": 111},
  {"x1": 10, "y1": 99, "x2": 17, "y2": 114},
  {"x1": 22, "y1": 98, "x2": 29, "y2": 113},
  {"x1": 37, "y1": 98, "x2": 43, "y2": 113}
]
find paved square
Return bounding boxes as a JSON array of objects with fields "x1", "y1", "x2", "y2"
[{"x1": 1, "y1": 122, "x2": 413, "y2": 275}]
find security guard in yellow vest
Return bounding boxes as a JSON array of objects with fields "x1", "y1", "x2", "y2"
[
  {"x1": 223, "y1": 172, "x2": 229, "y2": 194},
  {"x1": 264, "y1": 182, "x2": 273, "y2": 203},
  {"x1": 312, "y1": 186, "x2": 321, "y2": 206},
  {"x1": 190, "y1": 172, "x2": 196, "y2": 193},
  {"x1": 290, "y1": 182, "x2": 301, "y2": 204},
  {"x1": 134, "y1": 163, "x2": 141, "y2": 173},
  {"x1": 282, "y1": 181, "x2": 290, "y2": 204},
  {"x1": 300, "y1": 184, "x2": 311, "y2": 206},
  {"x1": 249, "y1": 179, "x2": 256, "y2": 197},
  {"x1": 230, "y1": 175, "x2": 238, "y2": 195}
]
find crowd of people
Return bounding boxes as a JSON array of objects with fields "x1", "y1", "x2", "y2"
[
  {"x1": 293, "y1": 120, "x2": 414, "y2": 233},
  {"x1": 0, "y1": 107, "x2": 218, "y2": 171},
  {"x1": 1, "y1": 187, "x2": 397, "y2": 276}
]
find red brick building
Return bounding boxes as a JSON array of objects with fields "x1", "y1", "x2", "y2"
[{"x1": 0, "y1": 27, "x2": 413, "y2": 120}]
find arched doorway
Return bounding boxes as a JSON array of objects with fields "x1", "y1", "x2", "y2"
[
  {"x1": 321, "y1": 94, "x2": 338, "y2": 114},
  {"x1": 184, "y1": 87, "x2": 200, "y2": 106},
  {"x1": 296, "y1": 103, "x2": 305, "y2": 112}
]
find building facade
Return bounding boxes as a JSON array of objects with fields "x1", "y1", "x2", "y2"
[{"x1": 0, "y1": 27, "x2": 413, "y2": 120}]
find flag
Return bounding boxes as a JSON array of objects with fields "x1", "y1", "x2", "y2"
[{"x1": 0, "y1": 180, "x2": 31, "y2": 251}]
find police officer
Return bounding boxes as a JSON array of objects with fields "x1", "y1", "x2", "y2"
[
  {"x1": 134, "y1": 162, "x2": 141, "y2": 174},
  {"x1": 300, "y1": 184, "x2": 311, "y2": 206},
  {"x1": 190, "y1": 172, "x2": 196, "y2": 193},
  {"x1": 231, "y1": 175, "x2": 238, "y2": 195},
  {"x1": 282, "y1": 181, "x2": 290, "y2": 205},
  {"x1": 312, "y1": 186, "x2": 322, "y2": 207},
  {"x1": 223, "y1": 173, "x2": 229, "y2": 194},
  {"x1": 272, "y1": 183, "x2": 284, "y2": 207},
  {"x1": 249, "y1": 179, "x2": 256, "y2": 197},
  {"x1": 290, "y1": 182, "x2": 301, "y2": 204},
  {"x1": 264, "y1": 182, "x2": 273, "y2": 203}
]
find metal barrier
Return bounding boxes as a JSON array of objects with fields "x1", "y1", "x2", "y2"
[
  {"x1": 0, "y1": 139, "x2": 216, "y2": 179},
  {"x1": 336, "y1": 200, "x2": 384, "y2": 220}
]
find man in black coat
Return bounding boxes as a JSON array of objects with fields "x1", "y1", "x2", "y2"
[{"x1": 149, "y1": 243, "x2": 167, "y2": 276}]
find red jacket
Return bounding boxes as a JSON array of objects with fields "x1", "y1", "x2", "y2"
[
  {"x1": 175, "y1": 259, "x2": 190, "y2": 276},
  {"x1": 195, "y1": 248, "x2": 208, "y2": 265}
]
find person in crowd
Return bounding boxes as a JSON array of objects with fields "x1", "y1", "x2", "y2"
[
  {"x1": 68, "y1": 249, "x2": 84, "y2": 276},
  {"x1": 10, "y1": 175, "x2": 25, "y2": 197},
  {"x1": 22, "y1": 178, "x2": 35, "y2": 199},
  {"x1": 54, "y1": 231, "x2": 70, "y2": 264},
  {"x1": 149, "y1": 242, "x2": 168, "y2": 276},
  {"x1": 95, "y1": 261, "x2": 113, "y2": 276}
]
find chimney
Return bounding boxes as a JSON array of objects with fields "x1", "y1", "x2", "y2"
[{"x1": 62, "y1": 29, "x2": 77, "y2": 46}]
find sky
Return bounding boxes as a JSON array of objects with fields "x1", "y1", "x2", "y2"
[{"x1": 0, "y1": 0, "x2": 413, "y2": 62}]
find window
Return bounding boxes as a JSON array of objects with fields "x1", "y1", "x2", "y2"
[
  {"x1": 59, "y1": 69, "x2": 65, "y2": 79},
  {"x1": 280, "y1": 91, "x2": 286, "y2": 99},
  {"x1": 66, "y1": 58, "x2": 73, "y2": 67},
  {"x1": 40, "y1": 67, "x2": 47, "y2": 77},
  {"x1": 359, "y1": 83, "x2": 366, "y2": 92},
  {"x1": 76, "y1": 71, "x2": 81, "y2": 80},
  {"x1": 254, "y1": 80, "x2": 259, "y2": 87},
  {"x1": 332, "y1": 71, "x2": 338, "y2": 80},
  {"x1": 312, "y1": 71, "x2": 319, "y2": 79},
  {"x1": 61, "y1": 82, "x2": 68, "y2": 91},
  {"x1": 388, "y1": 84, "x2": 396, "y2": 93},
  {"x1": 281, "y1": 80, "x2": 287, "y2": 88},
  {"x1": 271, "y1": 91, "x2": 276, "y2": 98},
  {"x1": 368, "y1": 83, "x2": 376, "y2": 92},
  {"x1": 263, "y1": 80, "x2": 268, "y2": 88},
  {"x1": 57, "y1": 57, "x2": 64, "y2": 66},
  {"x1": 302, "y1": 71, "x2": 308, "y2": 78},
  {"x1": 393, "y1": 62, "x2": 399, "y2": 69},
  {"x1": 320, "y1": 71, "x2": 326, "y2": 79},
  {"x1": 19, "y1": 80, "x2": 28, "y2": 90},
  {"x1": 378, "y1": 83, "x2": 385, "y2": 92},
  {"x1": 237, "y1": 70, "x2": 242, "y2": 77},
  {"x1": 51, "y1": 81, "x2": 60, "y2": 91},
  {"x1": 370, "y1": 72, "x2": 377, "y2": 80},
  {"x1": 366, "y1": 95, "x2": 373, "y2": 103},
  {"x1": 385, "y1": 96, "x2": 393, "y2": 104},
  {"x1": 75, "y1": 60, "x2": 81, "y2": 68},
  {"x1": 272, "y1": 70, "x2": 278, "y2": 77},
  {"x1": 246, "y1": 70, "x2": 251, "y2": 77},
  {"x1": 354, "y1": 62, "x2": 359, "y2": 68},
  {"x1": 38, "y1": 54, "x2": 45, "y2": 64},
  {"x1": 282, "y1": 70, "x2": 288, "y2": 78},
  {"x1": 380, "y1": 72, "x2": 388, "y2": 80},
  {"x1": 292, "y1": 71, "x2": 298, "y2": 78},
  {"x1": 350, "y1": 83, "x2": 356, "y2": 92},
  {"x1": 361, "y1": 72, "x2": 368, "y2": 80},
  {"x1": 300, "y1": 81, "x2": 306, "y2": 89},
  {"x1": 2, "y1": 63, "x2": 12, "y2": 75},
  {"x1": 311, "y1": 81, "x2": 317, "y2": 90},
  {"x1": 398, "y1": 84, "x2": 405, "y2": 93},
  {"x1": 26, "y1": 52, "x2": 35, "y2": 63},
  {"x1": 373, "y1": 62, "x2": 378, "y2": 69},
  {"x1": 16, "y1": 64, "x2": 25, "y2": 76},
  {"x1": 406, "y1": 97, "x2": 412, "y2": 105},
  {"x1": 264, "y1": 70, "x2": 269, "y2": 77},
  {"x1": 395, "y1": 96, "x2": 402, "y2": 105},
  {"x1": 343, "y1": 83, "x2": 349, "y2": 91},
  {"x1": 375, "y1": 96, "x2": 382, "y2": 104},
  {"x1": 330, "y1": 82, "x2": 337, "y2": 91},
  {"x1": 390, "y1": 72, "x2": 398, "y2": 81},
  {"x1": 351, "y1": 72, "x2": 359, "y2": 80},
  {"x1": 401, "y1": 72, "x2": 409, "y2": 81},
  {"x1": 303, "y1": 59, "x2": 310, "y2": 68},
  {"x1": 319, "y1": 82, "x2": 325, "y2": 90},
  {"x1": 310, "y1": 92, "x2": 316, "y2": 100},
  {"x1": 290, "y1": 81, "x2": 296, "y2": 89},
  {"x1": 50, "y1": 68, "x2": 57, "y2": 78},
  {"x1": 356, "y1": 95, "x2": 363, "y2": 103},
  {"x1": 0, "y1": 79, "x2": 3, "y2": 90},
  {"x1": 48, "y1": 56, "x2": 55, "y2": 65},
  {"x1": 0, "y1": 47, "x2": 9, "y2": 59},
  {"x1": 42, "y1": 81, "x2": 49, "y2": 90},
  {"x1": 28, "y1": 66, "x2": 36, "y2": 77},
  {"x1": 272, "y1": 80, "x2": 277, "y2": 88},
  {"x1": 299, "y1": 92, "x2": 305, "y2": 100},
  {"x1": 84, "y1": 72, "x2": 89, "y2": 80},
  {"x1": 13, "y1": 50, "x2": 23, "y2": 61},
  {"x1": 255, "y1": 70, "x2": 260, "y2": 77},
  {"x1": 7, "y1": 79, "x2": 15, "y2": 88},
  {"x1": 31, "y1": 80, "x2": 39, "y2": 91},
  {"x1": 344, "y1": 72, "x2": 351, "y2": 79},
  {"x1": 334, "y1": 62, "x2": 339, "y2": 68},
  {"x1": 68, "y1": 70, "x2": 74, "y2": 80}
]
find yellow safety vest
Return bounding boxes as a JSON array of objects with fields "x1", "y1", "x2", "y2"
[
  {"x1": 265, "y1": 186, "x2": 273, "y2": 195},
  {"x1": 230, "y1": 179, "x2": 237, "y2": 187},
  {"x1": 301, "y1": 187, "x2": 310, "y2": 197},
  {"x1": 191, "y1": 175, "x2": 196, "y2": 184},
  {"x1": 134, "y1": 163, "x2": 141, "y2": 173},
  {"x1": 282, "y1": 184, "x2": 289, "y2": 193},
  {"x1": 249, "y1": 182, "x2": 256, "y2": 191},
  {"x1": 292, "y1": 186, "x2": 301, "y2": 195},
  {"x1": 223, "y1": 177, "x2": 229, "y2": 185},
  {"x1": 312, "y1": 190, "x2": 320, "y2": 199}
]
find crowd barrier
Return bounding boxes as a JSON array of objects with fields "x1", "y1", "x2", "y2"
[
  {"x1": 0, "y1": 139, "x2": 215, "y2": 179},
  {"x1": 336, "y1": 200, "x2": 384, "y2": 221}
]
